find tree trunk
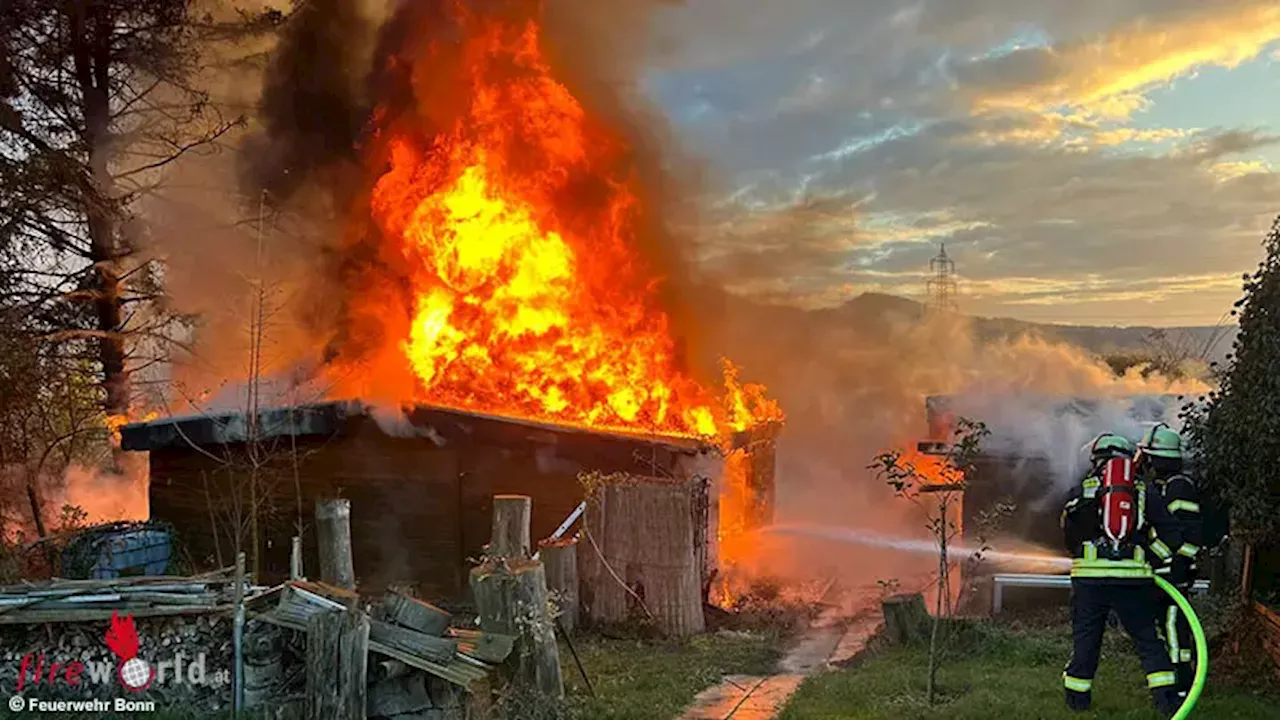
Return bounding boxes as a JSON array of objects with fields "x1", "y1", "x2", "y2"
[
  {"x1": 582, "y1": 474, "x2": 706, "y2": 637},
  {"x1": 305, "y1": 609, "x2": 369, "y2": 720},
  {"x1": 469, "y1": 559, "x2": 564, "y2": 700},
  {"x1": 70, "y1": 4, "x2": 130, "y2": 451},
  {"x1": 490, "y1": 495, "x2": 532, "y2": 559},
  {"x1": 539, "y1": 537, "x2": 579, "y2": 634},
  {"x1": 881, "y1": 592, "x2": 929, "y2": 646}
]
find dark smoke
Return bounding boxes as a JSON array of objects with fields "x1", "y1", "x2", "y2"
[{"x1": 237, "y1": 0, "x2": 379, "y2": 205}]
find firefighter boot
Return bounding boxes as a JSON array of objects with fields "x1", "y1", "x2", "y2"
[
  {"x1": 1064, "y1": 689, "x2": 1091, "y2": 711},
  {"x1": 1152, "y1": 687, "x2": 1181, "y2": 719},
  {"x1": 1175, "y1": 662, "x2": 1194, "y2": 698}
]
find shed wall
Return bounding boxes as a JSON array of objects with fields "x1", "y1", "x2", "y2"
[{"x1": 146, "y1": 415, "x2": 720, "y2": 604}]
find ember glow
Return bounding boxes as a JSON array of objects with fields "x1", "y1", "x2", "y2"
[{"x1": 341, "y1": 1, "x2": 780, "y2": 440}]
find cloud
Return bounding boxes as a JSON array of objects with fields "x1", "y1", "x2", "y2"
[
  {"x1": 646, "y1": 0, "x2": 1280, "y2": 324},
  {"x1": 955, "y1": 1, "x2": 1280, "y2": 120}
]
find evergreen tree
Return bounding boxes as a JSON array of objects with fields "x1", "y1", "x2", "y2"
[{"x1": 1184, "y1": 214, "x2": 1280, "y2": 545}]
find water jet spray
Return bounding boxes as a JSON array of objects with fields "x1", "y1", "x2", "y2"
[{"x1": 765, "y1": 524, "x2": 1073, "y2": 570}]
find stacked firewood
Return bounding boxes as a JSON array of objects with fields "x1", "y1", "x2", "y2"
[
  {"x1": 0, "y1": 613, "x2": 233, "y2": 708},
  {"x1": 245, "y1": 580, "x2": 514, "y2": 719}
]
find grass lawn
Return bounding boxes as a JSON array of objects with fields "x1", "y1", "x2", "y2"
[
  {"x1": 561, "y1": 630, "x2": 784, "y2": 719},
  {"x1": 778, "y1": 610, "x2": 1279, "y2": 720}
]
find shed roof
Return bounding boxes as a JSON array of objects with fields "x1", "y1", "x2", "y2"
[{"x1": 120, "y1": 399, "x2": 779, "y2": 455}]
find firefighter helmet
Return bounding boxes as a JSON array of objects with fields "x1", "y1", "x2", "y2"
[
  {"x1": 1086, "y1": 433, "x2": 1135, "y2": 460},
  {"x1": 1138, "y1": 423, "x2": 1182, "y2": 459}
]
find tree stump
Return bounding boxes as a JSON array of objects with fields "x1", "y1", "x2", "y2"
[
  {"x1": 490, "y1": 495, "x2": 533, "y2": 559},
  {"x1": 305, "y1": 609, "x2": 369, "y2": 720},
  {"x1": 469, "y1": 559, "x2": 564, "y2": 699},
  {"x1": 539, "y1": 537, "x2": 579, "y2": 633},
  {"x1": 881, "y1": 592, "x2": 930, "y2": 646},
  {"x1": 316, "y1": 499, "x2": 356, "y2": 591},
  {"x1": 582, "y1": 474, "x2": 706, "y2": 637}
]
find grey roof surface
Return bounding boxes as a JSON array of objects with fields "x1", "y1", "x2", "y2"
[{"x1": 118, "y1": 399, "x2": 777, "y2": 455}]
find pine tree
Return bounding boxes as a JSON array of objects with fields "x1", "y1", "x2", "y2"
[{"x1": 0, "y1": 0, "x2": 280, "y2": 460}]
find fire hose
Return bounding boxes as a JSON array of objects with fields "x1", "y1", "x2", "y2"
[{"x1": 1153, "y1": 575, "x2": 1208, "y2": 719}]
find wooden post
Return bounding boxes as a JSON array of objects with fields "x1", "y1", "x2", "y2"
[
  {"x1": 539, "y1": 537, "x2": 579, "y2": 634},
  {"x1": 881, "y1": 592, "x2": 930, "y2": 646},
  {"x1": 306, "y1": 609, "x2": 369, "y2": 720},
  {"x1": 469, "y1": 495, "x2": 564, "y2": 700},
  {"x1": 1241, "y1": 542, "x2": 1256, "y2": 601},
  {"x1": 233, "y1": 551, "x2": 246, "y2": 714},
  {"x1": 316, "y1": 499, "x2": 356, "y2": 591},
  {"x1": 490, "y1": 495, "x2": 532, "y2": 559},
  {"x1": 291, "y1": 536, "x2": 304, "y2": 580}
]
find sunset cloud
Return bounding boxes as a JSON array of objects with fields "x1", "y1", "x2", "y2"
[{"x1": 956, "y1": 2, "x2": 1280, "y2": 120}]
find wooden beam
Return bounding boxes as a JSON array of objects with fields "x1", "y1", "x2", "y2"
[
  {"x1": 316, "y1": 499, "x2": 356, "y2": 591},
  {"x1": 539, "y1": 537, "x2": 579, "y2": 634},
  {"x1": 367, "y1": 618, "x2": 458, "y2": 663},
  {"x1": 373, "y1": 592, "x2": 451, "y2": 636},
  {"x1": 490, "y1": 495, "x2": 532, "y2": 559},
  {"x1": 291, "y1": 536, "x2": 303, "y2": 581},
  {"x1": 0, "y1": 605, "x2": 233, "y2": 625},
  {"x1": 305, "y1": 609, "x2": 369, "y2": 720}
]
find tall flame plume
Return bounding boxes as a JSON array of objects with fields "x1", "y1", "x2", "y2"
[{"x1": 334, "y1": 0, "x2": 780, "y2": 439}]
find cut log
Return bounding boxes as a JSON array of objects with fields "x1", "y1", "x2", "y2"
[
  {"x1": 539, "y1": 537, "x2": 579, "y2": 634},
  {"x1": 243, "y1": 621, "x2": 288, "y2": 708},
  {"x1": 582, "y1": 474, "x2": 707, "y2": 637},
  {"x1": 306, "y1": 609, "x2": 369, "y2": 720},
  {"x1": 316, "y1": 499, "x2": 356, "y2": 591},
  {"x1": 469, "y1": 558, "x2": 563, "y2": 699},
  {"x1": 881, "y1": 592, "x2": 930, "y2": 646},
  {"x1": 374, "y1": 592, "x2": 451, "y2": 637},
  {"x1": 368, "y1": 619, "x2": 459, "y2": 663},
  {"x1": 490, "y1": 495, "x2": 532, "y2": 559}
]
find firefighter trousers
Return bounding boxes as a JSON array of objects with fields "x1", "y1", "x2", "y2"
[
  {"x1": 1155, "y1": 585, "x2": 1196, "y2": 695},
  {"x1": 1064, "y1": 579, "x2": 1178, "y2": 713}
]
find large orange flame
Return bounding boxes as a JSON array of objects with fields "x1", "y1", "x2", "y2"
[{"x1": 340, "y1": 1, "x2": 779, "y2": 439}]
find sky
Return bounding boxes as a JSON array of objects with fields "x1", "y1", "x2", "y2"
[{"x1": 640, "y1": 0, "x2": 1280, "y2": 327}]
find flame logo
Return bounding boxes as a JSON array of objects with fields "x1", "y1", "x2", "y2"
[
  {"x1": 105, "y1": 611, "x2": 139, "y2": 660},
  {"x1": 104, "y1": 611, "x2": 154, "y2": 692}
]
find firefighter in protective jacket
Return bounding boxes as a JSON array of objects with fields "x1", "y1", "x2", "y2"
[
  {"x1": 1136, "y1": 423, "x2": 1202, "y2": 699},
  {"x1": 1060, "y1": 433, "x2": 1182, "y2": 717}
]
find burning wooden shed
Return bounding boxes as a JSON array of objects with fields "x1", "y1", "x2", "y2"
[{"x1": 119, "y1": 401, "x2": 779, "y2": 606}]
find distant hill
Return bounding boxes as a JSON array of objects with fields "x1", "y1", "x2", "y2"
[{"x1": 739, "y1": 292, "x2": 1236, "y2": 365}]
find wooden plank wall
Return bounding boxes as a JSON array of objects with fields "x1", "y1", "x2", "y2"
[
  {"x1": 1256, "y1": 601, "x2": 1280, "y2": 679},
  {"x1": 146, "y1": 415, "x2": 678, "y2": 605},
  {"x1": 148, "y1": 424, "x2": 463, "y2": 599}
]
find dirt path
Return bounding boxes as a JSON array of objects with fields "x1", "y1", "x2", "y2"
[{"x1": 676, "y1": 596, "x2": 884, "y2": 720}]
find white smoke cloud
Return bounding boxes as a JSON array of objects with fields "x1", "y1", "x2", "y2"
[{"x1": 935, "y1": 391, "x2": 1188, "y2": 490}]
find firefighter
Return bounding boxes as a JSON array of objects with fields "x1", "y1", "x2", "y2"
[
  {"x1": 1060, "y1": 433, "x2": 1181, "y2": 717},
  {"x1": 1136, "y1": 423, "x2": 1202, "y2": 700}
]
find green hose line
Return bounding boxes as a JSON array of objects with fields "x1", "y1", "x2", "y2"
[{"x1": 1153, "y1": 575, "x2": 1208, "y2": 720}]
